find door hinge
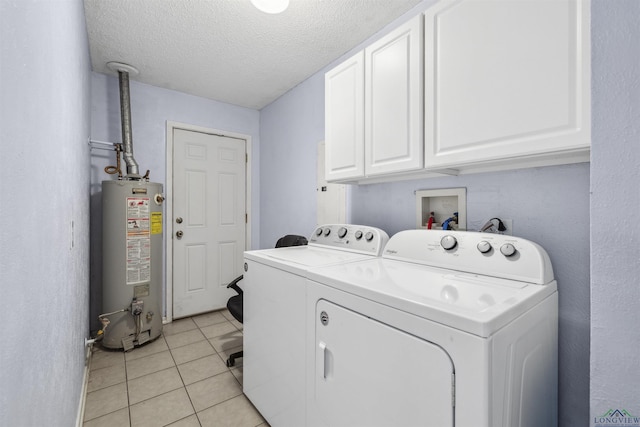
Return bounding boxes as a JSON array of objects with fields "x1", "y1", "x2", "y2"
[
  {"x1": 245, "y1": 213, "x2": 248, "y2": 223},
  {"x1": 246, "y1": 153, "x2": 248, "y2": 163}
]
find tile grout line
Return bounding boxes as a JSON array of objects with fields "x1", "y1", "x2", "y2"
[
  {"x1": 165, "y1": 328, "x2": 200, "y2": 425},
  {"x1": 124, "y1": 341, "x2": 133, "y2": 427}
]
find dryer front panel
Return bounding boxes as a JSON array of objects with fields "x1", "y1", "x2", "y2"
[{"x1": 312, "y1": 299, "x2": 454, "y2": 427}]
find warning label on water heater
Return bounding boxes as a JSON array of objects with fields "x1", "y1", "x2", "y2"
[
  {"x1": 151, "y1": 212, "x2": 162, "y2": 235},
  {"x1": 126, "y1": 197, "x2": 151, "y2": 285}
]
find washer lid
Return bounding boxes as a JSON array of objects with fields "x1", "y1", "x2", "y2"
[
  {"x1": 307, "y1": 258, "x2": 557, "y2": 337},
  {"x1": 244, "y1": 245, "x2": 375, "y2": 275}
]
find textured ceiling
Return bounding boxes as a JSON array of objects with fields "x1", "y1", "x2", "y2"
[{"x1": 83, "y1": 0, "x2": 423, "y2": 110}]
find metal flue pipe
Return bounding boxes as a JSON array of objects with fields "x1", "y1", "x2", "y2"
[
  {"x1": 107, "y1": 62, "x2": 141, "y2": 179},
  {"x1": 118, "y1": 70, "x2": 139, "y2": 178}
]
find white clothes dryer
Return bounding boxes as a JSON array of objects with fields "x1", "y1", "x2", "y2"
[
  {"x1": 243, "y1": 224, "x2": 389, "y2": 427},
  {"x1": 305, "y1": 229, "x2": 558, "y2": 427}
]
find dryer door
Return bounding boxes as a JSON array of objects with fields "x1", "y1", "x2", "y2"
[{"x1": 313, "y1": 300, "x2": 454, "y2": 427}]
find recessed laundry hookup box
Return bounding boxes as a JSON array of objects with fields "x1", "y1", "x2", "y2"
[{"x1": 416, "y1": 188, "x2": 466, "y2": 231}]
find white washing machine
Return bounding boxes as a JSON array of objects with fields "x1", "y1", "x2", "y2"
[
  {"x1": 243, "y1": 224, "x2": 389, "y2": 427},
  {"x1": 305, "y1": 229, "x2": 558, "y2": 427}
]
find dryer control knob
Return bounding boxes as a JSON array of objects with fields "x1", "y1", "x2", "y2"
[
  {"x1": 324, "y1": 228, "x2": 331, "y2": 237},
  {"x1": 338, "y1": 227, "x2": 348, "y2": 238},
  {"x1": 316, "y1": 228, "x2": 323, "y2": 237},
  {"x1": 500, "y1": 243, "x2": 517, "y2": 257},
  {"x1": 365, "y1": 231, "x2": 374, "y2": 242},
  {"x1": 441, "y1": 235, "x2": 457, "y2": 250},
  {"x1": 355, "y1": 230, "x2": 363, "y2": 240},
  {"x1": 477, "y1": 241, "x2": 492, "y2": 254}
]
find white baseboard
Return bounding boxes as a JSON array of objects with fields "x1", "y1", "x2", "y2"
[{"x1": 75, "y1": 344, "x2": 93, "y2": 427}]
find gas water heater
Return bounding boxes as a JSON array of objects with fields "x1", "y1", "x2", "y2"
[
  {"x1": 100, "y1": 63, "x2": 164, "y2": 350},
  {"x1": 101, "y1": 180, "x2": 163, "y2": 350}
]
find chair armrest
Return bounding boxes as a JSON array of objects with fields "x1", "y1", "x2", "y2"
[{"x1": 226, "y1": 275, "x2": 244, "y2": 295}]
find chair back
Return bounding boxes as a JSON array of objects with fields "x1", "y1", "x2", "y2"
[{"x1": 275, "y1": 234, "x2": 308, "y2": 248}]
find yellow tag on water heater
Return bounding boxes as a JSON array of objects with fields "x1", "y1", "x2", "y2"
[{"x1": 151, "y1": 212, "x2": 162, "y2": 235}]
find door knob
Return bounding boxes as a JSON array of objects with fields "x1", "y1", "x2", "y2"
[
  {"x1": 176, "y1": 217, "x2": 183, "y2": 224},
  {"x1": 176, "y1": 230, "x2": 184, "y2": 238}
]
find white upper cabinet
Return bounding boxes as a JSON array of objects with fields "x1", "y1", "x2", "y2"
[
  {"x1": 325, "y1": 15, "x2": 424, "y2": 182},
  {"x1": 365, "y1": 14, "x2": 424, "y2": 176},
  {"x1": 424, "y1": 0, "x2": 591, "y2": 170},
  {"x1": 325, "y1": 51, "x2": 365, "y2": 182}
]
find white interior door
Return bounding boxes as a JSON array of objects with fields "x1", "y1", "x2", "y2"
[{"x1": 172, "y1": 128, "x2": 246, "y2": 318}]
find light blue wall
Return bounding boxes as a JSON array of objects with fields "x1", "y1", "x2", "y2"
[
  {"x1": 90, "y1": 74, "x2": 260, "y2": 329},
  {"x1": 0, "y1": 0, "x2": 91, "y2": 425},
  {"x1": 259, "y1": 73, "x2": 325, "y2": 246},
  {"x1": 259, "y1": 1, "x2": 594, "y2": 426},
  {"x1": 590, "y1": 0, "x2": 640, "y2": 423}
]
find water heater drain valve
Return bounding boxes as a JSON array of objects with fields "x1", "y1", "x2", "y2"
[{"x1": 131, "y1": 299, "x2": 144, "y2": 316}]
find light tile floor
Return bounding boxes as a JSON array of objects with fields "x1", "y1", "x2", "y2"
[{"x1": 83, "y1": 309, "x2": 268, "y2": 427}]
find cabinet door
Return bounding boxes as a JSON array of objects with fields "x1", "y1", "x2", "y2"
[
  {"x1": 325, "y1": 51, "x2": 365, "y2": 181},
  {"x1": 424, "y1": 0, "x2": 590, "y2": 169},
  {"x1": 365, "y1": 14, "x2": 424, "y2": 176}
]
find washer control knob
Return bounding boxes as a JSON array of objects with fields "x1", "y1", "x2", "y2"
[
  {"x1": 355, "y1": 230, "x2": 363, "y2": 240},
  {"x1": 316, "y1": 228, "x2": 323, "y2": 236},
  {"x1": 500, "y1": 243, "x2": 517, "y2": 257},
  {"x1": 441, "y1": 235, "x2": 457, "y2": 251},
  {"x1": 365, "y1": 231, "x2": 374, "y2": 242},
  {"x1": 477, "y1": 241, "x2": 492, "y2": 254},
  {"x1": 338, "y1": 227, "x2": 348, "y2": 238},
  {"x1": 324, "y1": 228, "x2": 331, "y2": 237}
]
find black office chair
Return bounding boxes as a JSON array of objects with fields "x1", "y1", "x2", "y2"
[{"x1": 225, "y1": 234, "x2": 309, "y2": 367}]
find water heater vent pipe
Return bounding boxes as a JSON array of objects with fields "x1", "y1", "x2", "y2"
[{"x1": 107, "y1": 62, "x2": 141, "y2": 180}]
